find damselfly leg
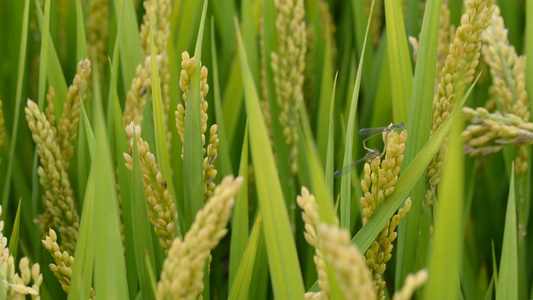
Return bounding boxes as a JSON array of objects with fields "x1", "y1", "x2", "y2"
[
  {"x1": 359, "y1": 122, "x2": 405, "y2": 156},
  {"x1": 333, "y1": 148, "x2": 381, "y2": 178}
]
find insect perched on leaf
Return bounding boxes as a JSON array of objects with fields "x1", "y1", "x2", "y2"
[{"x1": 334, "y1": 122, "x2": 405, "y2": 178}]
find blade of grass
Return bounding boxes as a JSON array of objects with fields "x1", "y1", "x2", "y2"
[
  {"x1": 1, "y1": 0, "x2": 30, "y2": 214},
  {"x1": 210, "y1": 19, "x2": 232, "y2": 176},
  {"x1": 496, "y1": 167, "x2": 518, "y2": 300},
  {"x1": 80, "y1": 97, "x2": 95, "y2": 159},
  {"x1": 351, "y1": 0, "x2": 374, "y2": 88},
  {"x1": 296, "y1": 104, "x2": 344, "y2": 298},
  {"x1": 70, "y1": 101, "x2": 96, "y2": 299},
  {"x1": 167, "y1": 23, "x2": 186, "y2": 235},
  {"x1": 69, "y1": 168, "x2": 96, "y2": 300},
  {"x1": 182, "y1": 0, "x2": 208, "y2": 231},
  {"x1": 145, "y1": 251, "x2": 159, "y2": 298},
  {"x1": 406, "y1": 0, "x2": 423, "y2": 38},
  {"x1": 37, "y1": 0, "x2": 50, "y2": 109},
  {"x1": 325, "y1": 74, "x2": 338, "y2": 196},
  {"x1": 229, "y1": 124, "x2": 249, "y2": 288},
  {"x1": 339, "y1": 0, "x2": 376, "y2": 230},
  {"x1": 33, "y1": 0, "x2": 68, "y2": 116},
  {"x1": 491, "y1": 240, "x2": 499, "y2": 292},
  {"x1": 108, "y1": 8, "x2": 143, "y2": 294},
  {"x1": 221, "y1": 55, "x2": 244, "y2": 161},
  {"x1": 423, "y1": 117, "x2": 464, "y2": 300},
  {"x1": 148, "y1": 8, "x2": 176, "y2": 201},
  {"x1": 485, "y1": 275, "x2": 495, "y2": 300},
  {"x1": 240, "y1": 0, "x2": 260, "y2": 86},
  {"x1": 248, "y1": 230, "x2": 269, "y2": 300},
  {"x1": 211, "y1": 0, "x2": 237, "y2": 75},
  {"x1": 77, "y1": 102, "x2": 90, "y2": 205},
  {"x1": 173, "y1": 0, "x2": 203, "y2": 54},
  {"x1": 112, "y1": 0, "x2": 142, "y2": 91},
  {"x1": 229, "y1": 211, "x2": 262, "y2": 300},
  {"x1": 299, "y1": 124, "x2": 345, "y2": 300},
  {"x1": 385, "y1": 0, "x2": 412, "y2": 122},
  {"x1": 316, "y1": 20, "x2": 334, "y2": 164},
  {"x1": 298, "y1": 110, "x2": 336, "y2": 225},
  {"x1": 29, "y1": 0, "x2": 51, "y2": 251},
  {"x1": 8, "y1": 199, "x2": 21, "y2": 262},
  {"x1": 92, "y1": 73, "x2": 129, "y2": 299},
  {"x1": 75, "y1": 0, "x2": 88, "y2": 61},
  {"x1": 367, "y1": 38, "x2": 393, "y2": 129},
  {"x1": 236, "y1": 17, "x2": 305, "y2": 299},
  {"x1": 395, "y1": 0, "x2": 442, "y2": 287}
]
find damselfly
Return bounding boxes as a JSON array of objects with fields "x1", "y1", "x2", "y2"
[
  {"x1": 360, "y1": 122, "x2": 405, "y2": 153},
  {"x1": 333, "y1": 148, "x2": 381, "y2": 178},
  {"x1": 333, "y1": 122, "x2": 405, "y2": 178}
]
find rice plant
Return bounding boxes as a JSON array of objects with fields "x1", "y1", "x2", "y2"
[{"x1": 0, "y1": 0, "x2": 531, "y2": 299}]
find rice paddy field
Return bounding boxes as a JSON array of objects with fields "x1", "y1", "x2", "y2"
[{"x1": 0, "y1": 0, "x2": 531, "y2": 299}]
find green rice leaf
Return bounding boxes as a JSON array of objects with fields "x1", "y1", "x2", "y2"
[
  {"x1": 236, "y1": 17, "x2": 305, "y2": 299},
  {"x1": 75, "y1": 0, "x2": 88, "y2": 61},
  {"x1": 112, "y1": 0, "x2": 142, "y2": 91},
  {"x1": 77, "y1": 102, "x2": 90, "y2": 204},
  {"x1": 1, "y1": 0, "x2": 30, "y2": 213},
  {"x1": 496, "y1": 168, "x2": 518, "y2": 300},
  {"x1": 384, "y1": 0, "x2": 412, "y2": 122},
  {"x1": 8, "y1": 199, "x2": 21, "y2": 262},
  {"x1": 37, "y1": 0, "x2": 50, "y2": 109},
  {"x1": 34, "y1": 0, "x2": 68, "y2": 116},
  {"x1": 395, "y1": 0, "x2": 442, "y2": 286},
  {"x1": 173, "y1": 0, "x2": 203, "y2": 53},
  {"x1": 423, "y1": 116, "x2": 464, "y2": 300},
  {"x1": 108, "y1": 10, "x2": 142, "y2": 294},
  {"x1": 182, "y1": 0, "x2": 208, "y2": 230},
  {"x1": 484, "y1": 274, "x2": 495, "y2": 300},
  {"x1": 76, "y1": 73, "x2": 96, "y2": 209},
  {"x1": 366, "y1": 38, "x2": 392, "y2": 128},
  {"x1": 340, "y1": 0, "x2": 375, "y2": 230},
  {"x1": 316, "y1": 20, "x2": 334, "y2": 164},
  {"x1": 148, "y1": 10, "x2": 176, "y2": 202},
  {"x1": 211, "y1": 0, "x2": 237, "y2": 72},
  {"x1": 351, "y1": 0, "x2": 374, "y2": 87},
  {"x1": 221, "y1": 57, "x2": 244, "y2": 157},
  {"x1": 70, "y1": 90, "x2": 97, "y2": 298},
  {"x1": 69, "y1": 168, "x2": 96, "y2": 300},
  {"x1": 146, "y1": 251, "x2": 159, "y2": 297},
  {"x1": 298, "y1": 113, "x2": 336, "y2": 225},
  {"x1": 229, "y1": 125, "x2": 249, "y2": 288},
  {"x1": 325, "y1": 74, "x2": 338, "y2": 197},
  {"x1": 210, "y1": 19, "x2": 233, "y2": 176},
  {"x1": 229, "y1": 211, "x2": 262, "y2": 300},
  {"x1": 240, "y1": 0, "x2": 260, "y2": 85},
  {"x1": 92, "y1": 75, "x2": 129, "y2": 299}
]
